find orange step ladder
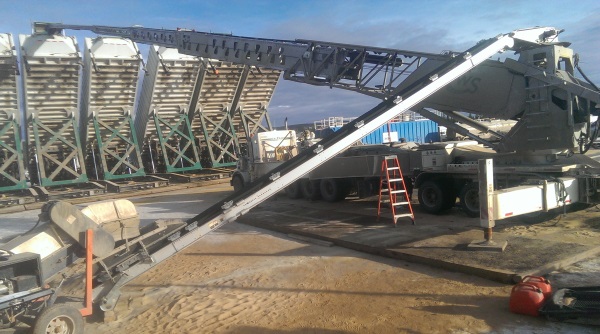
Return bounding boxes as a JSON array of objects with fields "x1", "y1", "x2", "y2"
[{"x1": 377, "y1": 155, "x2": 415, "y2": 225}]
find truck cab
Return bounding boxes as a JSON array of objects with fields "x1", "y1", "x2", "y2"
[{"x1": 231, "y1": 130, "x2": 298, "y2": 192}]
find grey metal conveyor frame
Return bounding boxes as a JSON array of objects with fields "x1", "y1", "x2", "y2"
[{"x1": 37, "y1": 23, "x2": 451, "y2": 99}]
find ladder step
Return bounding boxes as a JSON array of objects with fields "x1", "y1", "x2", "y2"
[{"x1": 379, "y1": 157, "x2": 414, "y2": 224}]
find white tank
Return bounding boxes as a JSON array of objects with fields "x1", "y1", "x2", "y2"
[
  {"x1": 0, "y1": 33, "x2": 21, "y2": 142},
  {"x1": 80, "y1": 36, "x2": 142, "y2": 149},
  {"x1": 19, "y1": 33, "x2": 81, "y2": 145},
  {"x1": 134, "y1": 46, "x2": 203, "y2": 147}
]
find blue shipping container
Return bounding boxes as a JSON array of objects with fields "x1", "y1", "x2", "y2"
[{"x1": 330, "y1": 120, "x2": 440, "y2": 144}]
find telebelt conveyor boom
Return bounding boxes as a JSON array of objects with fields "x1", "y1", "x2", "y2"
[{"x1": 36, "y1": 23, "x2": 551, "y2": 310}]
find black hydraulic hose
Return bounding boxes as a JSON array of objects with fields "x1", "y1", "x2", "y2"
[
  {"x1": 572, "y1": 54, "x2": 599, "y2": 154},
  {"x1": 574, "y1": 53, "x2": 599, "y2": 91},
  {"x1": 580, "y1": 119, "x2": 600, "y2": 154},
  {"x1": 577, "y1": 64, "x2": 599, "y2": 91}
]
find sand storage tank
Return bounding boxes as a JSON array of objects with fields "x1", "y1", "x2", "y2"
[
  {"x1": 229, "y1": 66, "x2": 280, "y2": 156},
  {"x1": 80, "y1": 36, "x2": 146, "y2": 183},
  {"x1": 19, "y1": 31, "x2": 103, "y2": 197},
  {"x1": 0, "y1": 33, "x2": 27, "y2": 197},
  {"x1": 187, "y1": 62, "x2": 280, "y2": 168},
  {"x1": 189, "y1": 61, "x2": 246, "y2": 168},
  {"x1": 135, "y1": 46, "x2": 204, "y2": 175}
]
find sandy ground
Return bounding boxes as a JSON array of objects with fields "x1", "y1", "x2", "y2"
[
  {"x1": 84, "y1": 222, "x2": 596, "y2": 334},
  {"x1": 2, "y1": 183, "x2": 598, "y2": 333}
]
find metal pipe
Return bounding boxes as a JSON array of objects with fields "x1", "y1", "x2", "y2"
[
  {"x1": 34, "y1": 153, "x2": 42, "y2": 185},
  {"x1": 90, "y1": 144, "x2": 99, "y2": 180},
  {"x1": 147, "y1": 139, "x2": 156, "y2": 174},
  {"x1": 484, "y1": 227, "x2": 493, "y2": 241},
  {"x1": 417, "y1": 108, "x2": 497, "y2": 148},
  {"x1": 447, "y1": 111, "x2": 506, "y2": 139},
  {"x1": 177, "y1": 139, "x2": 184, "y2": 168}
]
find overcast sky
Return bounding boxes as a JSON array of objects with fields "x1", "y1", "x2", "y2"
[{"x1": 3, "y1": 0, "x2": 599, "y2": 127}]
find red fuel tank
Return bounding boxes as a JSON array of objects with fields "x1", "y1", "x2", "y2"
[
  {"x1": 509, "y1": 282, "x2": 545, "y2": 316},
  {"x1": 521, "y1": 276, "x2": 552, "y2": 299}
]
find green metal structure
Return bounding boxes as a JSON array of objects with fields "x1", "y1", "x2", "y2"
[
  {"x1": 0, "y1": 33, "x2": 27, "y2": 192},
  {"x1": 152, "y1": 106, "x2": 202, "y2": 173},
  {"x1": 20, "y1": 32, "x2": 91, "y2": 189},
  {"x1": 80, "y1": 37, "x2": 147, "y2": 182}
]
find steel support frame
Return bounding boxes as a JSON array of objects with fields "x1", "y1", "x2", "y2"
[
  {"x1": 287, "y1": 40, "x2": 441, "y2": 98},
  {"x1": 30, "y1": 110, "x2": 88, "y2": 187},
  {"x1": 40, "y1": 23, "x2": 451, "y2": 101},
  {"x1": 0, "y1": 114, "x2": 27, "y2": 191},
  {"x1": 198, "y1": 109, "x2": 238, "y2": 168},
  {"x1": 237, "y1": 105, "x2": 273, "y2": 139},
  {"x1": 152, "y1": 108, "x2": 202, "y2": 173},
  {"x1": 91, "y1": 110, "x2": 145, "y2": 180},
  {"x1": 228, "y1": 65, "x2": 271, "y2": 156}
]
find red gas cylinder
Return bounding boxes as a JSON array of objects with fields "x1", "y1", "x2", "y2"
[
  {"x1": 521, "y1": 276, "x2": 552, "y2": 299},
  {"x1": 509, "y1": 283, "x2": 545, "y2": 316}
]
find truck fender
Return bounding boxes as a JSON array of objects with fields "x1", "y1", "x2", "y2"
[{"x1": 231, "y1": 171, "x2": 250, "y2": 192}]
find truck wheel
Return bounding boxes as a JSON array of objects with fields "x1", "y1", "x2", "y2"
[
  {"x1": 301, "y1": 180, "x2": 321, "y2": 201},
  {"x1": 320, "y1": 179, "x2": 344, "y2": 202},
  {"x1": 418, "y1": 180, "x2": 447, "y2": 214},
  {"x1": 33, "y1": 304, "x2": 84, "y2": 334},
  {"x1": 231, "y1": 175, "x2": 245, "y2": 193},
  {"x1": 285, "y1": 181, "x2": 303, "y2": 199},
  {"x1": 459, "y1": 182, "x2": 480, "y2": 217}
]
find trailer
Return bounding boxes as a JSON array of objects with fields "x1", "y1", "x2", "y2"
[{"x1": 230, "y1": 128, "x2": 420, "y2": 201}]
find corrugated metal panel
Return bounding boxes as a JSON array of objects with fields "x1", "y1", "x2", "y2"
[
  {"x1": 19, "y1": 33, "x2": 88, "y2": 186},
  {"x1": 0, "y1": 33, "x2": 20, "y2": 140},
  {"x1": 20, "y1": 33, "x2": 81, "y2": 144},
  {"x1": 190, "y1": 61, "x2": 245, "y2": 166},
  {"x1": 0, "y1": 33, "x2": 26, "y2": 190},
  {"x1": 232, "y1": 67, "x2": 280, "y2": 138},
  {"x1": 190, "y1": 61, "x2": 244, "y2": 135},
  {"x1": 134, "y1": 46, "x2": 203, "y2": 146},
  {"x1": 332, "y1": 120, "x2": 440, "y2": 144},
  {"x1": 80, "y1": 36, "x2": 141, "y2": 149}
]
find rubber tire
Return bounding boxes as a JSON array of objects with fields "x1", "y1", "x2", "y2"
[
  {"x1": 33, "y1": 304, "x2": 84, "y2": 334},
  {"x1": 319, "y1": 179, "x2": 345, "y2": 202},
  {"x1": 418, "y1": 180, "x2": 447, "y2": 214},
  {"x1": 231, "y1": 175, "x2": 245, "y2": 193},
  {"x1": 459, "y1": 182, "x2": 480, "y2": 218},
  {"x1": 285, "y1": 181, "x2": 303, "y2": 199},
  {"x1": 301, "y1": 179, "x2": 321, "y2": 201}
]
